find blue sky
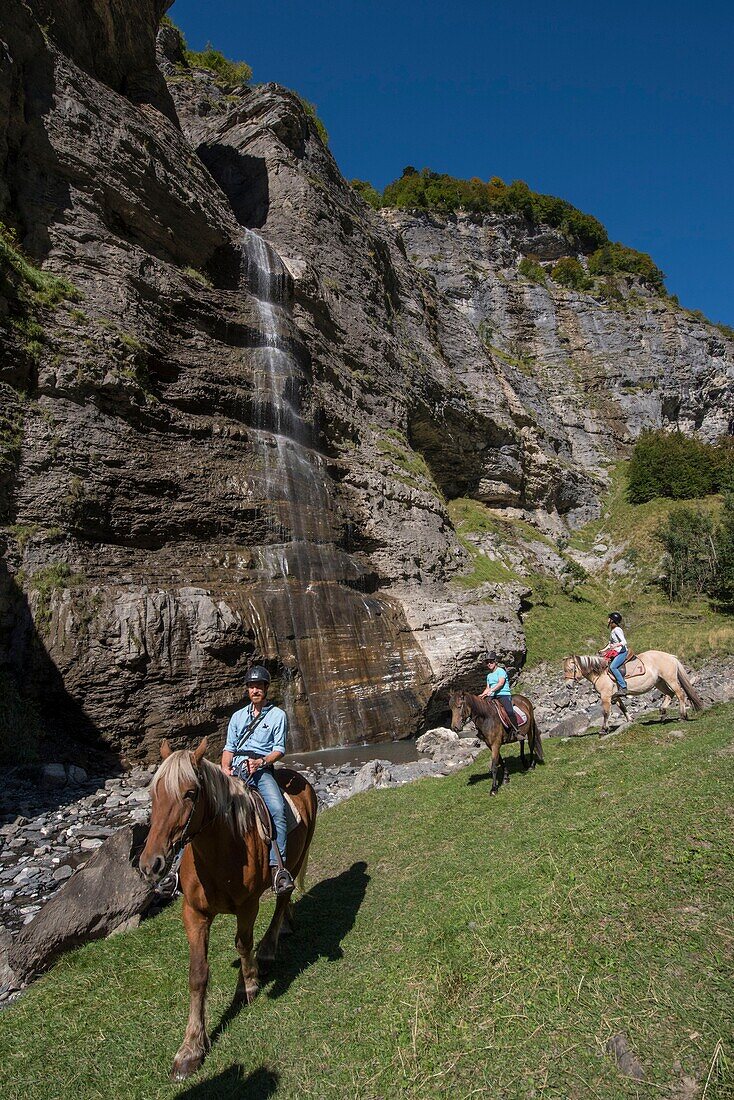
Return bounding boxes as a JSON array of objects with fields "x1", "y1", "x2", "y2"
[{"x1": 170, "y1": 0, "x2": 733, "y2": 325}]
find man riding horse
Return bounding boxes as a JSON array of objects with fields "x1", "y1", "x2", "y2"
[{"x1": 220, "y1": 666, "x2": 295, "y2": 896}]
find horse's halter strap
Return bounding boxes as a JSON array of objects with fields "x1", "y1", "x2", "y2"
[{"x1": 170, "y1": 782, "x2": 212, "y2": 860}]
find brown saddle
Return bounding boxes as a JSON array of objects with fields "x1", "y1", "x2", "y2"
[
  {"x1": 606, "y1": 653, "x2": 646, "y2": 682},
  {"x1": 492, "y1": 698, "x2": 528, "y2": 732},
  {"x1": 249, "y1": 782, "x2": 301, "y2": 847}
]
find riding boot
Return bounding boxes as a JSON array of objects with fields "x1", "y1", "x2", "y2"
[{"x1": 272, "y1": 866, "x2": 295, "y2": 895}]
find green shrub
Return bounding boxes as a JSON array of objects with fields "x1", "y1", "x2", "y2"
[
  {"x1": 1, "y1": 222, "x2": 79, "y2": 305},
  {"x1": 296, "y1": 96, "x2": 329, "y2": 146},
  {"x1": 655, "y1": 508, "x2": 717, "y2": 599},
  {"x1": 184, "y1": 43, "x2": 252, "y2": 87},
  {"x1": 350, "y1": 179, "x2": 383, "y2": 209},
  {"x1": 381, "y1": 168, "x2": 612, "y2": 253},
  {"x1": 627, "y1": 429, "x2": 733, "y2": 503},
  {"x1": 712, "y1": 493, "x2": 734, "y2": 606},
  {"x1": 518, "y1": 257, "x2": 546, "y2": 284},
  {"x1": 551, "y1": 257, "x2": 592, "y2": 291},
  {"x1": 588, "y1": 242, "x2": 666, "y2": 293},
  {"x1": 0, "y1": 668, "x2": 42, "y2": 765}
]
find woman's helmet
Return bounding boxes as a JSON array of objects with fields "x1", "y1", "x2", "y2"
[
  {"x1": 608, "y1": 612, "x2": 622, "y2": 625},
  {"x1": 486, "y1": 650, "x2": 498, "y2": 663},
  {"x1": 245, "y1": 665, "x2": 271, "y2": 686}
]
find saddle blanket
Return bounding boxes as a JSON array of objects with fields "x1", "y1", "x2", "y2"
[
  {"x1": 495, "y1": 702, "x2": 528, "y2": 729},
  {"x1": 606, "y1": 655, "x2": 646, "y2": 680}
]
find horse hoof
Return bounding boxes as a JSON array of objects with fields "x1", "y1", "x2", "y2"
[
  {"x1": 171, "y1": 1052, "x2": 204, "y2": 1081},
  {"x1": 244, "y1": 980, "x2": 260, "y2": 1003}
]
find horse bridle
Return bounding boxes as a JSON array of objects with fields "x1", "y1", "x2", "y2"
[
  {"x1": 152, "y1": 781, "x2": 209, "y2": 894},
  {"x1": 568, "y1": 656, "x2": 582, "y2": 690}
]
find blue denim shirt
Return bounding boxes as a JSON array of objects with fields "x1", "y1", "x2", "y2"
[{"x1": 225, "y1": 702, "x2": 288, "y2": 759}]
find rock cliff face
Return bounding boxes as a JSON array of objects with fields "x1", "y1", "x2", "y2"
[
  {"x1": 0, "y1": 2, "x2": 731, "y2": 762},
  {"x1": 385, "y1": 210, "x2": 734, "y2": 474}
]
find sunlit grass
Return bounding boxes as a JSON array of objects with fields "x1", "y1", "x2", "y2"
[{"x1": 1, "y1": 706, "x2": 732, "y2": 1098}]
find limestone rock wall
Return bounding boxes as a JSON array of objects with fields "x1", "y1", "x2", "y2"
[
  {"x1": 1, "y1": 2, "x2": 729, "y2": 763},
  {"x1": 386, "y1": 209, "x2": 734, "y2": 476}
]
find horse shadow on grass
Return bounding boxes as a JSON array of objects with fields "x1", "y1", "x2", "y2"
[
  {"x1": 177, "y1": 1064, "x2": 279, "y2": 1099},
  {"x1": 265, "y1": 859, "x2": 370, "y2": 999},
  {"x1": 467, "y1": 751, "x2": 540, "y2": 787},
  {"x1": 210, "y1": 861, "x2": 370, "y2": 1043}
]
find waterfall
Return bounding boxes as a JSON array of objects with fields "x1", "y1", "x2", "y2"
[{"x1": 240, "y1": 229, "x2": 381, "y2": 747}]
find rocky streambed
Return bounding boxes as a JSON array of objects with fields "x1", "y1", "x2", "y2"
[{"x1": 1, "y1": 655, "x2": 731, "y2": 997}]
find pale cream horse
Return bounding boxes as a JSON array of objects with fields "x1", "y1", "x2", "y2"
[{"x1": 562, "y1": 652, "x2": 704, "y2": 734}]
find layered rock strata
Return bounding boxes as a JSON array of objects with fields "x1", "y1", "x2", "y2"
[{"x1": 0, "y1": 2, "x2": 731, "y2": 762}]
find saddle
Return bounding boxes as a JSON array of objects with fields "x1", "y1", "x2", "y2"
[
  {"x1": 605, "y1": 653, "x2": 646, "y2": 682},
  {"x1": 250, "y1": 786, "x2": 301, "y2": 847},
  {"x1": 492, "y1": 699, "x2": 528, "y2": 731}
]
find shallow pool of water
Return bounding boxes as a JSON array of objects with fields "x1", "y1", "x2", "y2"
[{"x1": 285, "y1": 738, "x2": 420, "y2": 771}]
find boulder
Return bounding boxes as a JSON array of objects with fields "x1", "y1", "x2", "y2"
[
  {"x1": 66, "y1": 765, "x2": 88, "y2": 786},
  {"x1": 41, "y1": 764, "x2": 67, "y2": 787},
  {"x1": 0, "y1": 824, "x2": 155, "y2": 993},
  {"x1": 416, "y1": 728, "x2": 483, "y2": 765},
  {"x1": 352, "y1": 760, "x2": 393, "y2": 794},
  {"x1": 547, "y1": 713, "x2": 596, "y2": 739}
]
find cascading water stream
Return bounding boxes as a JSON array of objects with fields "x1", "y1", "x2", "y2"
[{"x1": 240, "y1": 229, "x2": 383, "y2": 745}]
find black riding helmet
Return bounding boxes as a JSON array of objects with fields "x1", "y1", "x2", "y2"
[
  {"x1": 245, "y1": 665, "x2": 271, "y2": 686},
  {"x1": 608, "y1": 612, "x2": 623, "y2": 625}
]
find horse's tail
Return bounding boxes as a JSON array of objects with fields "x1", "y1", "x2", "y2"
[
  {"x1": 530, "y1": 713, "x2": 544, "y2": 763},
  {"x1": 296, "y1": 848, "x2": 310, "y2": 894},
  {"x1": 677, "y1": 663, "x2": 704, "y2": 712}
]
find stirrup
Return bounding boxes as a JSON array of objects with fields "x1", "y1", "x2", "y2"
[{"x1": 272, "y1": 867, "x2": 295, "y2": 896}]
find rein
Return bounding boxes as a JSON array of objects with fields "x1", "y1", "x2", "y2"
[{"x1": 154, "y1": 782, "x2": 210, "y2": 897}]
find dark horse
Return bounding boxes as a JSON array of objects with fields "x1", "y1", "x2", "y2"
[
  {"x1": 139, "y1": 737, "x2": 317, "y2": 1081},
  {"x1": 449, "y1": 691, "x2": 543, "y2": 795}
]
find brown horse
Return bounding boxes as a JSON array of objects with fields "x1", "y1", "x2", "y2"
[
  {"x1": 139, "y1": 737, "x2": 317, "y2": 1081},
  {"x1": 449, "y1": 691, "x2": 543, "y2": 795},
  {"x1": 562, "y1": 652, "x2": 704, "y2": 734}
]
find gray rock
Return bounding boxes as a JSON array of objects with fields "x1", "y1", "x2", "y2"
[
  {"x1": 42, "y1": 765, "x2": 67, "y2": 787},
  {"x1": 548, "y1": 714, "x2": 596, "y2": 739},
  {"x1": 352, "y1": 760, "x2": 393, "y2": 794},
  {"x1": 1, "y1": 825, "x2": 156, "y2": 992},
  {"x1": 66, "y1": 766, "x2": 88, "y2": 786},
  {"x1": 606, "y1": 1032, "x2": 645, "y2": 1081},
  {"x1": 52, "y1": 866, "x2": 74, "y2": 883}
]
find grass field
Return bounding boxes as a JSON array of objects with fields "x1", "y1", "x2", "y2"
[
  {"x1": 450, "y1": 466, "x2": 734, "y2": 669},
  {"x1": 1, "y1": 706, "x2": 732, "y2": 1099}
]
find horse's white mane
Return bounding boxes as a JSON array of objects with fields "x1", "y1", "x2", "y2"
[
  {"x1": 575, "y1": 654, "x2": 609, "y2": 676},
  {"x1": 152, "y1": 751, "x2": 255, "y2": 836}
]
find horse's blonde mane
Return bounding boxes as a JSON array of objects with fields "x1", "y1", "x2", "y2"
[
  {"x1": 574, "y1": 654, "x2": 609, "y2": 677},
  {"x1": 152, "y1": 751, "x2": 255, "y2": 836}
]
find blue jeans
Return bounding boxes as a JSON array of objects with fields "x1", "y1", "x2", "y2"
[
  {"x1": 610, "y1": 648, "x2": 628, "y2": 690},
  {"x1": 247, "y1": 765, "x2": 287, "y2": 866}
]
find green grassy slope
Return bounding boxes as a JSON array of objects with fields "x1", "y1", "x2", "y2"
[
  {"x1": 450, "y1": 465, "x2": 734, "y2": 668},
  {"x1": 1, "y1": 706, "x2": 732, "y2": 1099}
]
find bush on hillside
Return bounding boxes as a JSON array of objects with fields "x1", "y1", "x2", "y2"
[
  {"x1": 184, "y1": 43, "x2": 252, "y2": 86},
  {"x1": 518, "y1": 257, "x2": 546, "y2": 284},
  {"x1": 551, "y1": 256, "x2": 592, "y2": 291},
  {"x1": 351, "y1": 179, "x2": 382, "y2": 209},
  {"x1": 627, "y1": 429, "x2": 734, "y2": 503},
  {"x1": 712, "y1": 493, "x2": 734, "y2": 606},
  {"x1": 655, "y1": 508, "x2": 717, "y2": 599},
  {"x1": 381, "y1": 168, "x2": 610, "y2": 252},
  {"x1": 588, "y1": 242, "x2": 666, "y2": 293},
  {"x1": 296, "y1": 96, "x2": 329, "y2": 146}
]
